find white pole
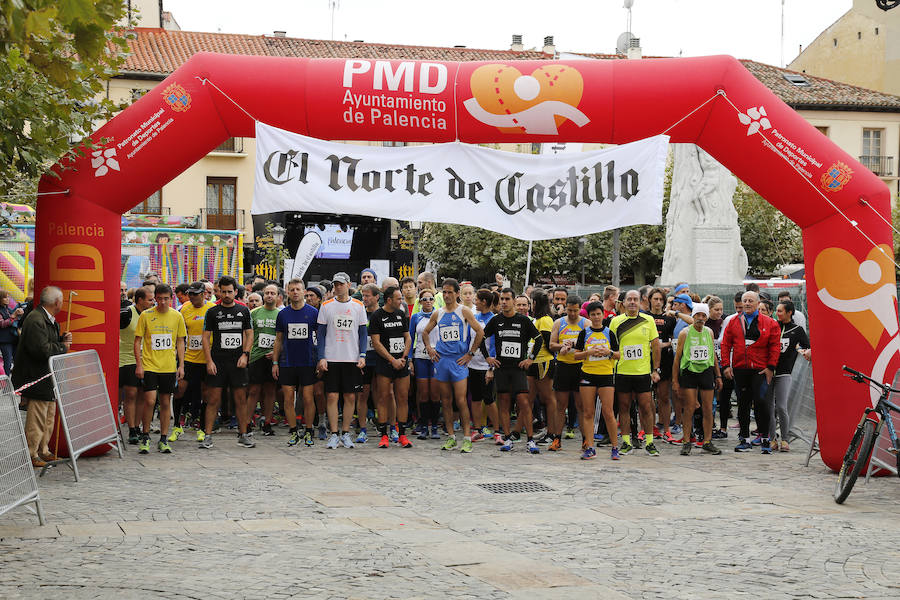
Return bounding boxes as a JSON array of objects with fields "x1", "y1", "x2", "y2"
[{"x1": 524, "y1": 240, "x2": 533, "y2": 290}]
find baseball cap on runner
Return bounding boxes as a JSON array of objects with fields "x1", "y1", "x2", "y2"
[
  {"x1": 691, "y1": 303, "x2": 709, "y2": 317},
  {"x1": 673, "y1": 283, "x2": 690, "y2": 293},
  {"x1": 672, "y1": 293, "x2": 693, "y2": 309},
  {"x1": 332, "y1": 272, "x2": 351, "y2": 284},
  {"x1": 187, "y1": 282, "x2": 204, "y2": 295}
]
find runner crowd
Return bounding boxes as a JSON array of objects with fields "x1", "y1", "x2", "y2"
[{"x1": 107, "y1": 269, "x2": 812, "y2": 460}]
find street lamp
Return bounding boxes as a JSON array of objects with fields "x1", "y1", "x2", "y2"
[
  {"x1": 409, "y1": 220, "x2": 423, "y2": 279},
  {"x1": 272, "y1": 223, "x2": 286, "y2": 283},
  {"x1": 578, "y1": 236, "x2": 587, "y2": 287}
]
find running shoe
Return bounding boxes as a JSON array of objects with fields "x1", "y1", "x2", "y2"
[
  {"x1": 619, "y1": 440, "x2": 633, "y2": 455},
  {"x1": 417, "y1": 427, "x2": 429, "y2": 440},
  {"x1": 671, "y1": 424, "x2": 683, "y2": 436},
  {"x1": 326, "y1": 433, "x2": 340, "y2": 449},
  {"x1": 389, "y1": 426, "x2": 399, "y2": 443},
  {"x1": 138, "y1": 436, "x2": 150, "y2": 454},
  {"x1": 494, "y1": 433, "x2": 504, "y2": 445},
  {"x1": 262, "y1": 423, "x2": 275, "y2": 436},
  {"x1": 237, "y1": 434, "x2": 255, "y2": 448},
  {"x1": 441, "y1": 437, "x2": 458, "y2": 451},
  {"x1": 453, "y1": 420, "x2": 461, "y2": 432},
  {"x1": 340, "y1": 432, "x2": 355, "y2": 448},
  {"x1": 460, "y1": 439, "x2": 473, "y2": 453},
  {"x1": 581, "y1": 446, "x2": 597, "y2": 460},
  {"x1": 288, "y1": 430, "x2": 301, "y2": 446},
  {"x1": 611, "y1": 447, "x2": 620, "y2": 460},
  {"x1": 637, "y1": 430, "x2": 645, "y2": 443},
  {"x1": 228, "y1": 416, "x2": 238, "y2": 429},
  {"x1": 413, "y1": 424, "x2": 425, "y2": 436},
  {"x1": 564, "y1": 427, "x2": 576, "y2": 439},
  {"x1": 780, "y1": 440, "x2": 790, "y2": 452},
  {"x1": 548, "y1": 438, "x2": 562, "y2": 452},
  {"x1": 318, "y1": 424, "x2": 328, "y2": 440},
  {"x1": 158, "y1": 440, "x2": 172, "y2": 453},
  {"x1": 680, "y1": 442, "x2": 692, "y2": 456},
  {"x1": 663, "y1": 431, "x2": 676, "y2": 444},
  {"x1": 500, "y1": 438, "x2": 513, "y2": 452},
  {"x1": 471, "y1": 430, "x2": 484, "y2": 442},
  {"x1": 734, "y1": 438, "x2": 752, "y2": 452},
  {"x1": 199, "y1": 436, "x2": 214, "y2": 449},
  {"x1": 481, "y1": 427, "x2": 493, "y2": 437},
  {"x1": 527, "y1": 440, "x2": 540, "y2": 454},
  {"x1": 303, "y1": 431, "x2": 314, "y2": 447},
  {"x1": 378, "y1": 434, "x2": 389, "y2": 448},
  {"x1": 196, "y1": 430, "x2": 206, "y2": 442},
  {"x1": 510, "y1": 431, "x2": 521, "y2": 441},
  {"x1": 702, "y1": 441, "x2": 722, "y2": 455},
  {"x1": 167, "y1": 426, "x2": 183, "y2": 442},
  {"x1": 751, "y1": 435, "x2": 762, "y2": 446},
  {"x1": 128, "y1": 431, "x2": 140, "y2": 445},
  {"x1": 356, "y1": 429, "x2": 368, "y2": 444},
  {"x1": 399, "y1": 434, "x2": 412, "y2": 448},
  {"x1": 536, "y1": 431, "x2": 552, "y2": 445},
  {"x1": 430, "y1": 426, "x2": 441, "y2": 439},
  {"x1": 595, "y1": 434, "x2": 611, "y2": 446},
  {"x1": 645, "y1": 442, "x2": 660, "y2": 457},
  {"x1": 653, "y1": 426, "x2": 662, "y2": 439},
  {"x1": 761, "y1": 439, "x2": 773, "y2": 454}
]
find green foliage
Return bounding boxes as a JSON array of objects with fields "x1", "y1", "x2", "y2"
[
  {"x1": 0, "y1": 0, "x2": 131, "y2": 196},
  {"x1": 733, "y1": 181, "x2": 804, "y2": 276},
  {"x1": 256, "y1": 221, "x2": 288, "y2": 269}
]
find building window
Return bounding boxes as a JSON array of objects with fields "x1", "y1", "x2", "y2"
[
  {"x1": 130, "y1": 88, "x2": 148, "y2": 102},
  {"x1": 206, "y1": 177, "x2": 237, "y2": 229},
  {"x1": 382, "y1": 141, "x2": 406, "y2": 147},
  {"x1": 833, "y1": 38, "x2": 838, "y2": 47},
  {"x1": 213, "y1": 137, "x2": 243, "y2": 153},
  {"x1": 131, "y1": 190, "x2": 162, "y2": 214},
  {"x1": 863, "y1": 128, "x2": 883, "y2": 157},
  {"x1": 815, "y1": 126, "x2": 829, "y2": 137}
]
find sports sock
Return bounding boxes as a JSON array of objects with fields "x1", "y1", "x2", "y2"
[
  {"x1": 398, "y1": 422, "x2": 406, "y2": 436},
  {"x1": 622, "y1": 434, "x2": 631, "y2": 445},
  {"x1": 378, "y1": 422, "x2": 388, "y2": 436}
]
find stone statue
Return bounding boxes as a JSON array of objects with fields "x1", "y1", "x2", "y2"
[{"x1": 660, "y1": 144, "x2": 748, "y2": 285}]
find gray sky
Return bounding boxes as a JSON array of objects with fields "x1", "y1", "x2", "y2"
[{"x1": 163, "y1": 0, "x2": 851, "y2": 68}]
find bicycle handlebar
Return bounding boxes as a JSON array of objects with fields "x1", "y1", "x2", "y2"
[{"x1": 843, "y1": 365, "x2": 900, "y2": 413}]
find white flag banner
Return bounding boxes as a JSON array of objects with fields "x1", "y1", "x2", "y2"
[
  {"x1": 254, "y1": 122, "x2": 668, "y2": 241},
  {"x1": 291, "y1": 230, "x2": 322, "y2": 282}
]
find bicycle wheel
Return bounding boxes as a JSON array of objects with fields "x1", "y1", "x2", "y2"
[{"x1": 834, "y1": 418, "x2": 877, "y2": 504}]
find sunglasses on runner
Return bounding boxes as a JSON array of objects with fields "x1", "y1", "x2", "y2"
[{"x1": 421, "y1": 297, "x2": 434, "y2": 302}]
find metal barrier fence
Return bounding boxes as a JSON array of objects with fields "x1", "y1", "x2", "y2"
[
  {"x1": 48, "y1": 350, "x2": 123, "y2": 482},
  {"x1": 0, "y1": 376, "x2": 45, "y2": 524}
]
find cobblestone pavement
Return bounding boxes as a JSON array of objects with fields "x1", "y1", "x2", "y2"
[{"x1": 2, "y1": 425, "x2": 900, "y2": 599}]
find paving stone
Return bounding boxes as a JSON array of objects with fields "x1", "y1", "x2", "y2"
[{"x1": 56, "y1": 522, "x2": 124, "y2": 538}]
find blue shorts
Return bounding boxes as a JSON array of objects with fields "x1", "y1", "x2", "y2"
[
  {"x1": 434, "y1": 356, "x2": 468, "y2": 383},
  {"x1": 414, "y1": 358, "x2": 435, "y2": 380}
]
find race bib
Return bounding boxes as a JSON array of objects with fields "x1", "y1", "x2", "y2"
[
  {"x1": 671, "y1": 339, "x2": 678, "y2": 355},
  {"x1": 367, "y1": 336, "x2": 374, "y2": 351},
  {"x1": 258, "y1": 333, "x2": 275, "y2": 349},
  {"x1": 780, "y1": 337, "x2": 789, "y2": 354},
  {"x1": 500, "y1": 341, "x2": 521, "y2": 359},
  {"x1": 587, "y1": 343, "x2": 608, "y2": 361},
  {"x1": 715, "y1": 340, "x2": 722, "y2": 362},
  {"x1": 188, "y1": 335, "x2": 202, "y2": 350},
  {"x1": 690, "y1": 346, "x2": 710, "y2": 362},
  {"x1": 389, "y1": 338, "x2": 405, "y2": 354},
  {"x1": 288, "y1": 322, "x2": 308, "y2": 339},
  {"x1": 439, "y1": 325, "x2": 460, "y2": 342},
  {"x1": 622, "y1": 344, "x2": 644, "y2": 361},
  {"x1": 333, "y1": 315, "x2": 354, "y2": 331},
  {"x1": 220, "y1": 332, "x2": 242, "y2": 350},
  {"x1": 151, "y1": 334, "x2": 172, "y2": 350}
]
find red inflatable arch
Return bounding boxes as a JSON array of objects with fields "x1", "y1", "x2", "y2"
[{"x1": 37, "y1": 53, "x2": 895, "y2": 470}]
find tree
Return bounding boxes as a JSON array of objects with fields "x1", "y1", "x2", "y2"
[
  {"x1": 0, "y1": 1, "x2": 131, "y2": 199},
  {"x1": 733, "y1": 181, "x2": 804, "y2": 275}
]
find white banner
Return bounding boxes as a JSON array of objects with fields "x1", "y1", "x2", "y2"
[
  {"x1": 291, "y1": 231, "x2": 322, "y2": 281},
  {"x1": 253, "y1": 123, "x2": 668, "y2": 241}
]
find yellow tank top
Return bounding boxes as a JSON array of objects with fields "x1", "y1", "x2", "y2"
[
  {"x1": 580, "y1": 327, "x2": 615, "y2": 376},
  {"x1": 534, "y1": 315, "x2": 554, "y2": 363},
  {"x1": 119, "y1": 305, "x2": 138, "y2": 367},
  {"x1": 181, "y1": 301, "x2": 215, "y2": 364},
  {"x1": 557, "y1": 317, "x2": 588, "y2": 364}
]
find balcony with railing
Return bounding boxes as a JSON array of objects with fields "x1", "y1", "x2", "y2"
[
  {"x1": 209, "y1": 137, "x2": 245, "y2": 155},
  {"x1": 200, "y1": 208, "x2": 245, "y2": 231},
  {"x1": 129, "y1": 205, "x2": 171, "y2": 216},
  {"x1": 859, "y1": 155, "x2": 894, "y2": 177}
]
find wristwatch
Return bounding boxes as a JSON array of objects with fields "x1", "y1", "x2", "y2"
[{"x1": 467, "y1": 351, "x2": 475, "y2": 357}]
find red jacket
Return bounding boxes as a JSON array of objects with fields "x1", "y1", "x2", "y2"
[{"x1": 720, "y1": 312, "x2": 781, "y2": 371}]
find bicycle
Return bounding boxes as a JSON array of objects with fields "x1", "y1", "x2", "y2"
[{"x1": 834, "y1": 366, "x2": 900, "y2": 504}]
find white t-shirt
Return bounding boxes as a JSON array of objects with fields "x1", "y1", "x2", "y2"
[{"x1": 317, "y1": 297, "x2": 367, "y2": 363}]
